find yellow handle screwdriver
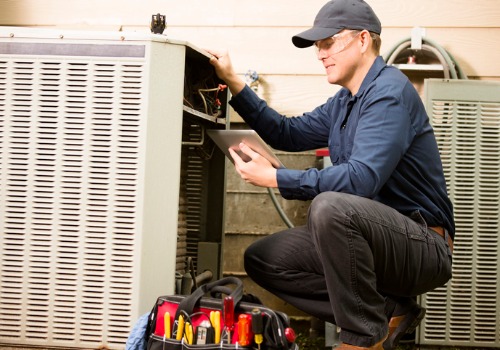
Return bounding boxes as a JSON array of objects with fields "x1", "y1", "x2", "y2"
[
  {"x1": 176, "y1": 315, "x2": 185, "y2": 341},
  {"x1": 164, "y1": 312, "x2": 171, "y2": 338},
  {"x1": 210, "y1": 310, "x2": 221, "y2": 343},
  {"x1": 185, "y1": 321, "x2": 194, "y2": 344},
  {"x1": 252, "y1": 308, "x2": 264, "y2": 350}
]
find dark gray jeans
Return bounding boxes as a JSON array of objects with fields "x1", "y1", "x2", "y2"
[{"x1": 244, "y1": 192, "x2": 452, "y2": 347}]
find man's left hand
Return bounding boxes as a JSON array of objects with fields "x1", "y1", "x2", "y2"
[{"x1": 229, "y1": 142, "x2": 278, "y2": 188}]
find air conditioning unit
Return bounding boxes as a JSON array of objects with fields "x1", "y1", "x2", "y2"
[
  {"x1": 0, "y1": 27, "x2": 227, "y2": 349},
  {"x1": 418, "y1": 79, "x2": 500, "y2": 347}
]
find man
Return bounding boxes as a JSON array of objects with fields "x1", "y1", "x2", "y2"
[{"x1": 208, "y1": 0, "x2": 454, "y2": 349}]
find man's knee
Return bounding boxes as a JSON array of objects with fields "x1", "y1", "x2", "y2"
[
  {"x1": 309, "y1": 191, "x2": 350, "y2": 221},
  {"x1": 244, "y1": 238, "x2": 265, "y2": 277}
]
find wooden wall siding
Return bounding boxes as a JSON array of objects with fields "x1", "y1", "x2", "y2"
[
  {"x1": 127, "y1": 26, "x2": 497, "y2": 78},
  {"x1": 0, "y1": 1, "x2": 499, "y2": 78},
  {"x1": 1, "y1": 0, "x2": 498, "y2": 121},
  {"x1": 0, "y1": 0, "x2": 499, "y2": 28}
]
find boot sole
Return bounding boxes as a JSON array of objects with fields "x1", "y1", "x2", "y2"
[{"x1": 383, "y1": 306, "x2": 426, "y2": 350}]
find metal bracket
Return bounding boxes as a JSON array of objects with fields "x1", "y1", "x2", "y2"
[{"x1": 411, "y1": 27, "x2": 426, "y2": 50}]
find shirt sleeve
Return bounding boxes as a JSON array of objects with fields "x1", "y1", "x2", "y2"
[
  {"x1": 277, "y1": 83, "x2": 416, "y2": 201},
  {"x1": 229, "y1": 85, "x2": 331, "y2": 152},
  {"x1": 230, "y1": 82, "x2": 416, "y2": 202}
]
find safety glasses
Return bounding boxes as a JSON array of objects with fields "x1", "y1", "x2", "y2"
[{"x1": 314, "y1": 30, "x2": 361, "y2": 57}]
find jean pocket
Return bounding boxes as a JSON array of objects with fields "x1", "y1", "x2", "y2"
[{"x1": 407, "y1": 223, "x2": 428, "y2": 242}]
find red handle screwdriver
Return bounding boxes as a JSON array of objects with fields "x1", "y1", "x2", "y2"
[{"x1": 224, "y1": 296, "x2": 234, "y2": 343}]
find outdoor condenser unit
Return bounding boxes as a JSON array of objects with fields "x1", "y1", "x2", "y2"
[
  {"x1": 418, "y1": 79, "x2": 500, "y2": 347},
  {"x1": 0, "y1": 27, "x2": 228, "y2": 349}
]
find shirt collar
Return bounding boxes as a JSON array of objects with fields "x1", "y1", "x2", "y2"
[{"x1": 355, "y1": 56, "x2": 386, "y2": 97}]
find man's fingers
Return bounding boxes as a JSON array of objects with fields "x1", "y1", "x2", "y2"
[
  {"x1": 206, "y1": 49, "x2": 223, "y2": 58},
  {"x1": 206, "y1": 49, "x2": 226, "y2": 64},
  {"x1": 228, "y1": 147, "x2": 244, "y2": 166},
  {"x1": 238, "y1": 142, "x2": 259, "y2": 160}
]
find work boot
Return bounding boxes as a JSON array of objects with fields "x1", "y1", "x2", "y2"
[
  {"x1": 335, "y1": 335, "x2": 387, "y2": 350},
  {"x1": 383, "y1": 304, "x2": 426, "y2": 350}
]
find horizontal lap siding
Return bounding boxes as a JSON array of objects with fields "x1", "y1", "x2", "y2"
[
  {"x1": 0, "y1": 0, "x2": 498, "y2": 28},
  {"x1": 1, "y1": 3, "x2": 497, "y2": 74},
  {"x1": 160, "y1": 27, "x2": 500, "y2": 77},
  {"x1": 1, "y1": 0, "x2": 498, "y2": 119}
]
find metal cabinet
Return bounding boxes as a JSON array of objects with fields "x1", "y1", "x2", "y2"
[{"x1": 0, "y1": 27, "x2": 227, "y2": 349}]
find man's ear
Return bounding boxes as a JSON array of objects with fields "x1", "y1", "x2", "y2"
[{"x1": 359, "y1": 30, "x2": 371, "y2": 54}]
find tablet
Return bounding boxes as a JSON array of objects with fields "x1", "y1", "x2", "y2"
[{"x1": 207, "y1": 129, "x2": 284, "y2": 169}]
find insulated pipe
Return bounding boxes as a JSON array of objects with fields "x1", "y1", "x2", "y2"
[
  {"x1": 383, "y1": 36, "x2": 468, "y2": 80},
  {"x1": 423, "y1": 36, "x2": 467, "y2": 79},
  {"x1": 386, "y1": 42, "x2": 453, "y2": 79}
]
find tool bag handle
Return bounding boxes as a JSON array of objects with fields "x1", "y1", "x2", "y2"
[{"x1": 174, "y1": 276, "x2": 243, "y2": 320}]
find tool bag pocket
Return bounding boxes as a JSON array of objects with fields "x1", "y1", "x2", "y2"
[
  {"x1": 148, "y1": 334, "x2": 253, "y2": 350},
  {"x1": 145, "y1": 277, "x2": 297, "y2": 350},
  {"x1": 147, "y1": 335, "x2": 182, "y2": 350}
]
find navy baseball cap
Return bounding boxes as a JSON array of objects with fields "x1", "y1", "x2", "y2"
[{"x1": 292, "y1": 0, "x2": 381, "y2": 48}]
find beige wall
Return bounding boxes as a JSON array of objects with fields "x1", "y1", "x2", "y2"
[{"x1": 1, "y1": 0, "x2": 499, "y2": 120}]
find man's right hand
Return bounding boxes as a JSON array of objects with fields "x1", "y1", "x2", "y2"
[{"x1": 206, "y1": 49, "x2": 246, "y2": 96}]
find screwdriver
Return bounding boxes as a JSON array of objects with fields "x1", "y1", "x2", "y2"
[
  {"x1": 223, "y1": 296, "x2": 234, "y2": 343},
  {"x1": 251, "y1": 308, "x2": 264, "y2": 350},
  {"x1": 176, "y1": 315, "x2": 185, "y2": 341},
  {"x1": 210, "y1": 310, "x2": 221, "y2": 343},
  {"x1": 185, "y1": 321, "x2": 194, "y2": 344},
  {"x1": 238, "y1": 314, "x2": 252, "y2": 346},
  {"x1": 164, "y1": 311, "x2": 171, "y2": 338}
]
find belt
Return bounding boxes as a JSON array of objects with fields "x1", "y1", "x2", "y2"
[{"x1": 429, "y1": 226, "x2": 453, "y2": 253}]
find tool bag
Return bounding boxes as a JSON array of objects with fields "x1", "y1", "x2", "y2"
[{"x1": 146, "y1": 277, "x2": 299, "y2": 350}]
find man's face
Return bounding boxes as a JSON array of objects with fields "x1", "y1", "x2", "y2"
[{"x1": 315, "y1": 30, "x2": 361, "y2": 86}]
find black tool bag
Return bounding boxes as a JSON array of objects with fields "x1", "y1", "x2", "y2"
[{"x1": 146, "y1": 277, "x2": 299, "y2": 350}]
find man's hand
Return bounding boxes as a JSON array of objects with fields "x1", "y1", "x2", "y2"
[
  {"x1": 229, "y1": 142, "x2": 278, "y2": 188},
  {"x1": 206, "y1": 49, "x2": 246, "y2": 96}
]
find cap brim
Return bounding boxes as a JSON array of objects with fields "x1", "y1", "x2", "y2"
[{"x1": 292, "y1": 26, "x2": 343, "y2": 48}]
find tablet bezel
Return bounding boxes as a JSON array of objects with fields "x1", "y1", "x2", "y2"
[{"x1": 207, "y1": 129, "x2": 284, "y2": 169}]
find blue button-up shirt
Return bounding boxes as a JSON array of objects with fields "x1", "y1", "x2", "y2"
[{"x1": 229, "y1": 56, "x2": 454, "y2": 237}]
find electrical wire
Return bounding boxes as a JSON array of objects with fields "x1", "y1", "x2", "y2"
[
  {"x1": 197, "y1": 84, "x2": 227, "y2": 117},
  {"x1": 244, "y1": 70, "x2": 295, "y2": 229},
  {"x1": 267, "y1": 187, "x2": 294, "y2": 228}
]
